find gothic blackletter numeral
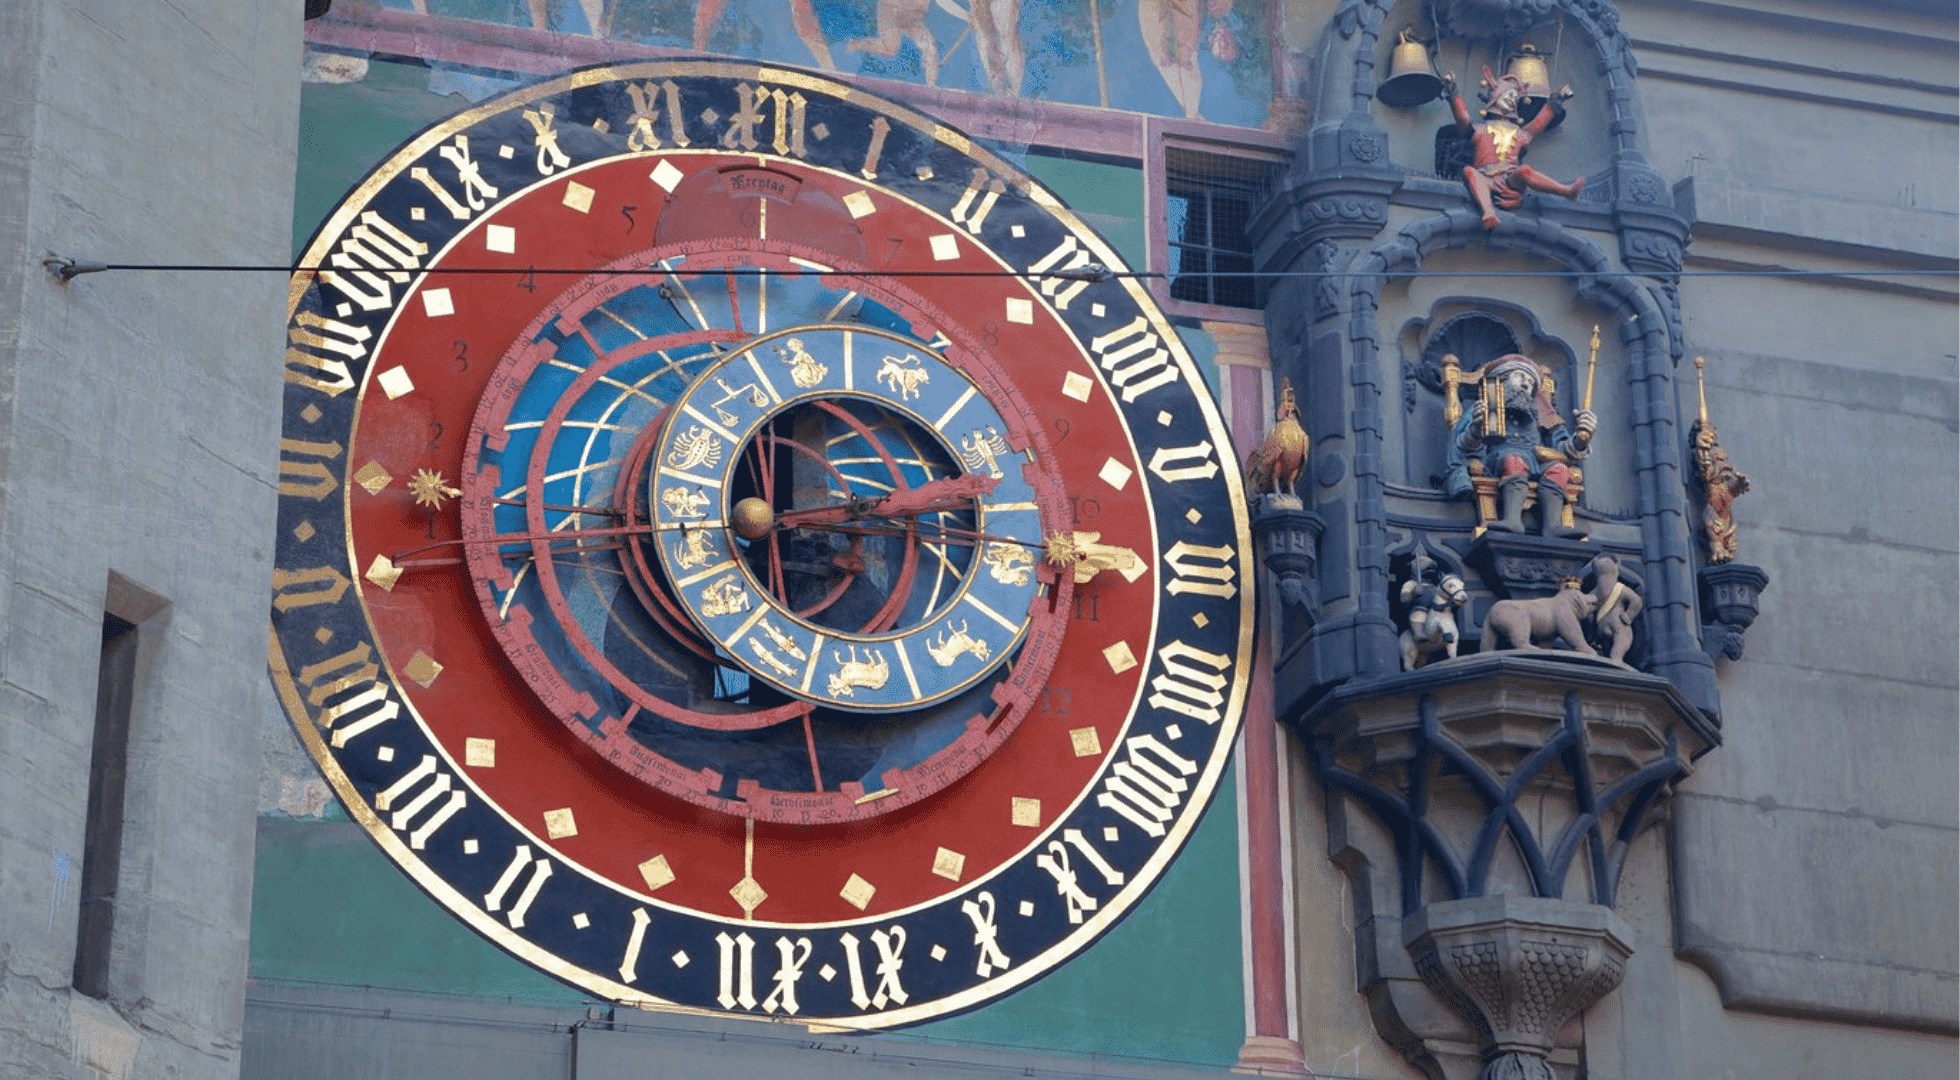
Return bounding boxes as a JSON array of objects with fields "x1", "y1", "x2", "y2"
[
  {"x1": 1025, "y1": 235, "x2": 1093, "y2": 310},
  {"x1": 295, "y1": 641, "x2": 402, "y2": 747},
  {"x1": 960, "y1": 892, "x2": 1011, "y2": 977},
  {"x1": 483, "y1": 844, "x2": 553, "y2": 928},
  {"x1": 521, "y1": 105, "x2": 571, "y2": 176},
  {"x1": 625, "y1": 80, "x2": 690, "y2": 151},
  {"x1": 1096, "y1": 733, "x2": 1199, "y2": 837},
  {"x1": 840, "y1": 927, "x2": 909, "y2": 1010},
  {"x1": 1034, "y1": 839, "x2": 1098, "y2": 924},
  {"x1": 721, "y1": 84, "x2": 807, "y2": 158},
  {"x1": 1088, "y1": 316, "x2": 1180, "y2": 402},
  {"x1": 1147, "y1": 638, "x2": 1233, "y2": 724},
  {"x1": 374, "y1": 754, "x2": 467, "y2": 849},
  {"x1": 860, "y1": 116, "x2": 891, "y2": 180},
  {"x1": 716, "y1": 931, "x2": 758, "y2": 1010},
  {"x1": 1162, "y1": 540, "x2": 1238, "y2": 599},
  {"x1": 619, "y1": 909, "x2": 652, "y2": 984},
  {"x1": 409, "y1": 135, "x2": 498, "y2": 219},
  {"x1": 1147, "y1": 441, "x2": 1221, "y2": 483},
  {"x1": 949, "y1": 167, "x2": 1004, "y2": 235},
  {"x1": 761, "y1": 936, "x2": 812, "y2": 1015},
  {"x1": 321, "y1": 211, "x2": 428, "y2": 313},
  {"x1": 272, "y1": 564, "x2": 353, "y2": 612},
  {"x1": 278, "y1": 438, "x2": 343, "y2": 500},
  {"x1": 285, "y1": 310, "x2": 367, "y2": 397}
]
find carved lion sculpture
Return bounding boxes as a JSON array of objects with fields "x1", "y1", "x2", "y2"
[{"x1": 1481, "y1": 580, "x2": 1598, "y2": 654}]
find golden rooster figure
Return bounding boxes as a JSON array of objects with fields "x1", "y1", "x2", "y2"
[{"x1": 1244, "y1": 378, "x2": 1309, "y2": 500}]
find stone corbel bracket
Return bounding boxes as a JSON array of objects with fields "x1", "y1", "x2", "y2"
[
  {"x1": 1288, "y1": 653, "x2": 1718, "y2": 1078},
  {"x1": 1405, "y1": 895, "x2": 1634, "y2": 1080},
  {"x1": 1697, "y1": 562, "x2": 1768, "y2": 661},
  {"x1": 1253, "y1": 494, "x2": 1327, "y2": 627}
]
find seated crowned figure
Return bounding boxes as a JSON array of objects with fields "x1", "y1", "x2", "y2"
[{"x1": 1443, "y1": 353, "x2": 1597, "y2": 537}]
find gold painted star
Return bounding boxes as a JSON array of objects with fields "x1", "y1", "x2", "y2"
[{"x1": 407, "y1": 468, "x2": 462, "y2": 510}]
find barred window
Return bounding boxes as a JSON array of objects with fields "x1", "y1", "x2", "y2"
[{"x1": 1164, "y1": 148, "x2": 1276, "y2": 310}]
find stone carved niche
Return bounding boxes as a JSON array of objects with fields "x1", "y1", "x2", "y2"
[{"x1": 1291, "y1": 653, "x2": 1715, "y2": 1080}]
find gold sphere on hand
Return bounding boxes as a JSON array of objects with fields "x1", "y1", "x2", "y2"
[{"x1": 731, "y1": 496, "x2": 776, "y2": 540}]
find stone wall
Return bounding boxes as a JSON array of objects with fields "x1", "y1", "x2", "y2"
[{"x1": 0, "y1": 1, "x2": 301, "y2": 1076}]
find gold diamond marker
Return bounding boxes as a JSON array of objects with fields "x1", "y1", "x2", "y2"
[
  {"x1": 403, "y1": 651, "x2": 442, "y2": 687},
  {"x1": 1103, "y1": 640, "x2": 1138, "y2": 674},
  {"x1": 730, "y1": 875, "x2": 767, "y2": 915},
  {"x1": 544, "y1": 808, "x2": 578, "y2": 839},
  {"x1": 650, "y1": 159, "x2": 685, "y2": 192},
  {"x1": 562, "y1": 181, "x2": 596, "y2": 212},
  {"x1": 1098, "y1": 457, "x2": 1133, "y2": 491},
  {"x1": 572, "y1": 911, "x2": 590, "y2": 929},
  {"x1": 464, "y1": 737, "x2": 495, "y2": 768},
  {"x1": 292, "y1": 521, "x2": 316, "y2": 542},
  {"x1": 313, "y1": 627, "x2": 334, "y2": 644},
  {"x1": 843, "y1": 190, "x2": 876, "y2": 219},
  {"x1": 840, "y1": 873, "x2": 877, "y2": 910},
  {"x1": 1185, "y1": 507, "x2": 1203, "y2": 524},
  {"x1": 639, "y1": 854, "x2": 675, "y2": 892},
  {"x1": 353, "y1": 461, "x2": 392, "y2": 494},
  {"x1": 932, "y1": 848, "x2": 965, "y2": 881},
  {"x1": 364, "y1": 554, "x2": 402, "y2": 592},
  {"x1": 1011, "y1": 797, "x2": 1041, "y2": 827},
  {"x1": 1062, "y1": 371, "x2": 1093, "y2": 402},
  {"x1": 300, "y1": 404, "x2": 322, "y2": 424},
  {"x1": 1069, "y1": 727, "x2": 1103, "y2": 757},
  {"x1": 1192, "y1": 612, "x2": 1210, "y2": 628}
]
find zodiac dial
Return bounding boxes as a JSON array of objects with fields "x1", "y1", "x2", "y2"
[{"x1": 270, "y1": 61, "x2": 1253, "y2": 1027}]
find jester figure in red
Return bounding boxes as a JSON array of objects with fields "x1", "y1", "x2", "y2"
[{"x1": 1442, "y1": 67, "x2": 1585, "y2": 228}]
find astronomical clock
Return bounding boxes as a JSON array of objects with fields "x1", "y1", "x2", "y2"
[{"x1": 271, "y1": 60, "x2": 1253, "y2": 1026}]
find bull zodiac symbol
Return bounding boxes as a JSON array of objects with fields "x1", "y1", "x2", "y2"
[
  {"x1": 959, "y1": 426, "x2": 1011, "y2": 479},
  {"x1": 661, "y1": 485, "x2": 710, "y2": 519},
  {"x1": 699, "y1": 575, "x2": 751, "y2": 617},
  {"x1": 925, "y1": 619, "x2": 991, "y2": 667},
  {"x1": 825, "y1": 645, "x2": 890, "y2": 697},
  {"x1": 710, "y1": 376, "x2": 768, "y2": 425},
  {"x1": 982, "y1": 543, "x2": 1033, "y2": 586},
  {"x1": 774, "y1": 337, "x2": 828, "y2": 389},
  {"x1": 876, "y1": 353, "x2": 929, "y2": 400},
  {"x1": 664, "y1": 425, "x2": 724, "y2": 471}
]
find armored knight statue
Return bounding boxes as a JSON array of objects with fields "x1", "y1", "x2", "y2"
[
  {"x1": 1441, "y1": 67, "x2": 1584, "y2": 229},
  {"x1": 1444, "y1": 353, "x2": 1596, "y2": 537}
]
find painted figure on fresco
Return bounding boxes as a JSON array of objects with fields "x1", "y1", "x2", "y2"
[
  {"x1": 843, "y1": 0, "x2": 1027, "y2": 94},
  {"x1": 696, "y1": 0, "x2": 839, "y2": 69},
  {"x1": 1440, "y1": 68, "x2": 1584, "y2": 228},
  {"x1": 1141, "y1": 0, "x2": 1238, "y2": 118},
  {"x1": 1443, "y1": 353, "x2": 1595, "y2": 538}
]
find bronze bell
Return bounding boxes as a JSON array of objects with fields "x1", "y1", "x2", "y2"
[
  {"x1": 1505, "y1": 43, "x2": 1565, "y2": 130},
  {"x1": 1378, "y1": 27, "x2": 1444, "y2": 107}
]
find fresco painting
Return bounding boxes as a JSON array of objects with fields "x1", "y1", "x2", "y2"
[{"x1": 373, "y1": 0, "x2": 1273, "y2": 126}]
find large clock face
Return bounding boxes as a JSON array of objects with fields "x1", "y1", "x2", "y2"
[{"x1": 271, "y1": 60, "x2": 1253, "y2": 1026}]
